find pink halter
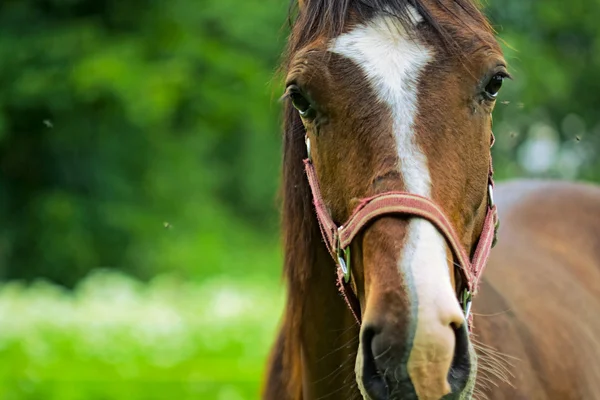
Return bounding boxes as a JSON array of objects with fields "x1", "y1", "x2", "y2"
[{"x1": 303, "y1": 134, "x2": 499, "y2": 327}]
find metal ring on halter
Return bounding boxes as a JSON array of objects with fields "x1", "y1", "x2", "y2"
[
  {"x1": 489, "y1": 183, "x2": 500, "y2": 248},
  {"x1": 338, "y1": 254, "x2": 348, "y2": 281},
  {"x1": 462, "y1": 289, "x2": 473, "y2": 319},
  {"x1": 305, "y1": 136, "x2": 311, "y2": 160},
  {"x1": 336, "y1": 228, "x2": 351, "y2": 283},
  {"x1": 492, "y1": 218, "x2": 500, "y2": 248}
]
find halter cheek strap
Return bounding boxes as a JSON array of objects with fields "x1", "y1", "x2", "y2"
[{"x1": 304, "y1": 135, "x2": 499, "y2": 328}]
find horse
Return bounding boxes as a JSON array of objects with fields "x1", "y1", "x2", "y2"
[{"x1": 263, "y1": 0, "x2": 600, "y2": 399}]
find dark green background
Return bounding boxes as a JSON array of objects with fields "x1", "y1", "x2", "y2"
[{"x1": 0, "y1": 0, "x2": 598, "y2": 398}]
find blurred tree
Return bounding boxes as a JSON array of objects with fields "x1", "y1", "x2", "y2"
[
  {"x1": 486, "y1": 0, "x2": 600, "y2": 181},
  {"x1": 0, "y1": 0, "x2": 287, "y2": 285}
]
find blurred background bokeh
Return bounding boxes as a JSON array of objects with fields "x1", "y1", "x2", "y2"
[{"x1": 0, "y1": 0, "x2": 598, "y2": 399}]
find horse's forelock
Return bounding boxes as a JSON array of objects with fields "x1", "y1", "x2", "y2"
[{"x1": 283, "y1": 0, "x2": 492, "y2": 71}]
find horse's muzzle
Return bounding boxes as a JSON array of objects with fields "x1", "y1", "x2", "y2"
[{"x1": 358, "y1": 323, "x2": 472, "y2": 400}]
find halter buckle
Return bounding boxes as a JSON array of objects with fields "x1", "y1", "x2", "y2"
[
  {"x1": 336, "y1": 229, "x2": 351, "y2": 284},
  {"x1": 488, "y1": 183, "x2": 500, "y2": 248},
  {"x1": 461, "y1": 289, "x2": 472, "y2": 319},
  {"x1": 492, "y1": 217, "x2": 500, "y2": 248},
  {"x1": 337, "y1": 253, "x2": 350, "y2": 283},
  {"x1": 305, "y1": 136, "x2": 312, "y2": 161}
]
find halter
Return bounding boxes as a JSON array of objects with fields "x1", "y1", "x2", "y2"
[{"x1": 303, "y1": 135, "x2": 499, "y2": 328}]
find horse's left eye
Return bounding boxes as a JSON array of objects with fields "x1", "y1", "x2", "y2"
[{"x1": 484, "y1": 74, "x2": 504, "y2": 99}]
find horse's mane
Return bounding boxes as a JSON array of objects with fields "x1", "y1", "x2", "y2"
[{"x1": 277, "y1": 0, "x2": 493, "y2": 396}]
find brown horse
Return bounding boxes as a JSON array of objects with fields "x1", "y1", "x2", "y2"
[{"x1": 263, "y1": 0, "x2": 600, "y2": 399}]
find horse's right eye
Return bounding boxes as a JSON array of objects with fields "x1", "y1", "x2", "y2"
[
  {"x1": 288, "y1": 86, "x2": 314, "y2": 118},
  {"x1": 483, "y1": 73, "x2": 507, "y2": 100}
]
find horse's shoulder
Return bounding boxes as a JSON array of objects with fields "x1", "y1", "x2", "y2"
[
  {"x1": 495, "y1": 178, "x2": 600, "y2": 239},
  {"x1": 488, "y1": 178, "x2": 600, "y2": 300},
  {"x1": 495, "y1": 178, "x2": 600, "y2": 214}
]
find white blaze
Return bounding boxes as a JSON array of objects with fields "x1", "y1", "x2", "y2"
[{"x1": 331, "y1": 8, "x2": 465, "y2": 399}]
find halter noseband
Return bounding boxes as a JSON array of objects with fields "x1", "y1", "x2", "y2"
[{"x1": 304, "y1": 135, "x2": 499, "y2": 328}]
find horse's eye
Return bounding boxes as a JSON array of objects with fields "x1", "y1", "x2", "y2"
[
  {"x1": 288, "y1": 86, "x2": 314, "y2": 118},
  {"x1": 484, "y1": 74, "x2": 504, "y2": 99}
]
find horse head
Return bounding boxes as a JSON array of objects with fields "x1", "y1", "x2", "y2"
[{"x1": 271, "y1": 1, "x2": 507, "y2": 399}]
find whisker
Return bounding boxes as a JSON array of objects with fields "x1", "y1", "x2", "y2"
[
  {"x1": 314, "y1": 381, "x2": 352, "y2": 400},
  {"x1": 471, "y1": 337, "x2": 518, "y2": 393},
  {"x1": 472, "y1": 309, "x2": 513, "y2": 317},
  {"x1": 316, "y1": 335, "x2": 359, "y2": 362},
  {"x1": 314, "y1": 368, "x2": 359, "y2": 400},
  {"x1": 312, "y1": 352, "x2": 357, "y2": 384},
  {"x1": 374, "y1": 345, "x2": 392, "y2": 360},
  {"x1": 329, "y1": 323, "x2": 361, "y2": 341}
]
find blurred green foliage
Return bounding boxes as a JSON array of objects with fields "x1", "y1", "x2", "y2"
[
  {"x1": 0, "y1": 270, "x2": 282, "y2": 399},
  {"x1": 487, "y1": 0, "x2": 600, "y2": 181},
  {"x1": 0, "y1": 0, "x2": 599, "y2": 285},
  {"x1": 0, "y1": 0, "x2": 287, "y2": 285}
]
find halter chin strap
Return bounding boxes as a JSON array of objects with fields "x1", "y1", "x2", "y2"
[{"x1": 303, "y1": 135, "x2": 499, "y2": 328}]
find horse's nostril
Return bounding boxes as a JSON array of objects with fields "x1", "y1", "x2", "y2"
[
  {"x1": 360, "y1": 326, "x2": 389, "y2": 400},
  {"x1": 448, "y1": 323, "x2": 471, "y2": 393}
]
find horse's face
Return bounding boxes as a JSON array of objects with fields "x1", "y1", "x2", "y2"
[{"x1": 285, "y1": 2, "x2": 506, "y2": 399}]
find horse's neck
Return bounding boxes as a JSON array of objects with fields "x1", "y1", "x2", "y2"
[{"x1": 292, "y1": 251, "x2": 360, "y2": 399}]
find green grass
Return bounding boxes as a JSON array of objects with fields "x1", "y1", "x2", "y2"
[{"x1": 0, "y1": 271, "x2": 284, "y2": 400}]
